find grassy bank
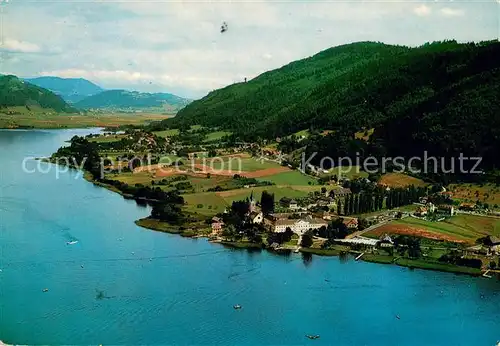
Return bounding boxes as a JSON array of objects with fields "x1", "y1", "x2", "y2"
[
  {"x1": 217, "y1": 241, "x2": 264, "y2": 249},
  {"x1": 394, "y1": 258, "x2": 482, "y2": 276},
  {"x1": 300, "y1": 248, "x2": 343, "y2": 256}
]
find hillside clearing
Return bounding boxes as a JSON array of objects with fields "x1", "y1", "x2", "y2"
[{"x1": 378, "y1": 173, "x2": 428, "y2": 188}]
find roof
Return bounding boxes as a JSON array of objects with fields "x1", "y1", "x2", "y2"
[
  {"x1": 331, "y1": 188, "x2": 352, "y2": 195},
  {"x1": 275, "y1": 218, "x2": 328, "y2": 227},
  {"x1": 249, "y1": 211, "x2": 262, "y2": 218},
  {"x1": 459, "y1": 202, "x2": 476, "y2": 208},
  {"x1": 343, "y1": 218, "x2": 358, "y2": 226},
  {"x1": 290, "y1": 199, "x2": 298, "y2": 204},
  {"x1": 275, "y1": 219, "x2": 297, "y2": 226},
  {"x1": 487, "y1": 235, "x2": 500, "y2": 244}
]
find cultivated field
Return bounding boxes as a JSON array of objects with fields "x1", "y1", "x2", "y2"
[
  {"x1": 378, "y1": 173, "x2": 428, "y2": 188},
  {"x1": 0, "y1": 108, "x2": 171, "y2": 129},
  {"x1": 365, "y1": 214, "x2": 500, "y2": 243},
  {"x1": 448, "y1": 183, "x2": 500, "y2": 207},
  {"x1": 319, "y1": 165, "x2": 369, "y2": 180},
  {"x1": 154, "y1": 129, "x2": 180, "y2": 138},
  {"x1": 204, "y1": 131, "x2": 232, "y2": 142},
  {"x1": 256, "y1": 170, "x2": 317, "y2": 185}
]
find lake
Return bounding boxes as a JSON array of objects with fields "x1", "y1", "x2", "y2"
[{"x1": 0, "y1": 129, "x2": 499, "y2": 345}]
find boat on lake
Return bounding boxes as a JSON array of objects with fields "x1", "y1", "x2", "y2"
[
  {"x1": 306, "y1": 334, "x2": 320, "y2": 340},
  {"x1": 66, "y1": 241, "x2": 78, "y2": 245}
]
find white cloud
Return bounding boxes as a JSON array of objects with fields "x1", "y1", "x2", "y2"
[
  {"x1": 413, "y1": 4, "x2": 431, "y2": 16},
  {"x1": 1, "y1": 38, "x2": 41, "y2": 53},
  {"x1": 440, "y1": 7, "x2": 465, "y2": 17}
]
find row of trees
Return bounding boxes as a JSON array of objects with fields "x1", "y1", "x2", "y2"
[{"x1": 339, "y1": 185, "x2": 427, "y2": 216}]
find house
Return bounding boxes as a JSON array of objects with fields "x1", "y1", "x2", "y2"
[
  {"x1": 378, "y1": 234, "x2": 394, "y2": 248},
  {"x1": 268, "y1": 212, "x2": 293, "y2": 221},
  {"x1": 484, "y1": 235, "x2": 500, "y2": 254},
  {"x1": 279, "y1": 197, "x2": 291, "y2": 207},
  {"x1": 211, "y1": 217, "x2": 224, "y2": 234},
  {"x1": 289, "y1": 199, "x2": 298, "y2": 210},
  {"x1": 250, "y1": 211, "x2": 263, "y2": 224},
  {"x1": 426, "y1": 202, "x2": 436, "y2": 213},
  {"x1": 419, "y1": 196, "x2": 428, "y2": 204},
  {"x1": 437, "y1": 204, "x2": 455, "y2": 216},
  {"x1": 459, "y1": 202, "x2": 476, "y2": 211},
  {"x1": 415, "y1": 206, "x2": 428, "y2": 216},
  {"x1": 343, "y1": 218, "x2": 358, "y2": 229},
  {"x1": 329, "y1": 188, "x2": 352, "y2": 199},
  {"x1": 317, "y1": 196, "x2": 335, "y2": 208},
  {"x1": 273, "y1": 217, "x2": 328, "y2": 235}
]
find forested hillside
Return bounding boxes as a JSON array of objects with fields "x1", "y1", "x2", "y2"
[
  {"x1": 162, "y1": 40, "x2": 500, "y2": 180},
  {"x1": 170, "y1": 41, "x2": 409, "y2": 135},
  {"x1": 168, "y1": 40, "x2": 499, "y2": 138},
  {"x1": 75, "y1": 90, "x2": 191, "y2": 111},
  {"x1": 0, "y1": 75, "x2": 75, "y2": 112}
]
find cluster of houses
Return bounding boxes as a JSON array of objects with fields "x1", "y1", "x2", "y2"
[
  {"x1": 277, "y1": 187, "x2": 353, "y2": 213},
  {"x1": 211, "y1": 190, "x2": 359, "y2": 237},
  {"x1": 414, "y1": 202, "x2": 455, "y2": 218}
]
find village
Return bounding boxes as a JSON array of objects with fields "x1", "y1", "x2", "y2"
[{"x1": 78, "y1": 126, "x2": 500, "y2": 277}]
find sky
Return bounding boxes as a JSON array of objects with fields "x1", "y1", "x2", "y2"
[{"x1": 0, "y1": 0, "x2": 498, "y2": 99}]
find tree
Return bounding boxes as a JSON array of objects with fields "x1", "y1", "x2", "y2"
[
  {"x1": 321, "y1": 187, "x2": 327, "y2": 195},
  {"x1": 260, "y1": 190, "x2": 275, "y2": 215},
  {"x1": 208, "y1": 149, "x2": 217, "y2": 157},
  {"x1": 300, "y1": 231, "x2": 314, "y2": 248}
]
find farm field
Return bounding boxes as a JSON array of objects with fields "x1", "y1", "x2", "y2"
[
  {"x1": 183, "y1": 192, "x2": 228, "y2": 215},
  {"x1": 365, "y1": 214, "x2": 500, "y2": 243},
  {"x1": 204, "y1": 131, "x2": 232, "y2": 142},
  {"x1": 319, "y1": 165, "x2": 368, "y2": 180},
  {"x1": 196, "y1": 157, "x2": 281, "y2": 172},
  {"x1": 256, "y1": 170, "x2": 317, "y2": 185},
  {"x1": 378, "y1": 173, "x2": 428, "y2": 188},
  {"x1": 448, "y1": 183, "x2": 500, "y2": 206},
  {"x1": 0, "y1": 109, "x2": 171, "y2": 129},
  {"x1": 108, "y1": 171, "x2": 156, "y2": 185},
  {"x1": 182, "y1": 184, "x2": 314, "y2": 216},
  {"x1": 89, "y1": 134, "x2": 126, "y2": 143},
  {"x1": 154, "y1": 129, "x2": 180, "y2": 138}
]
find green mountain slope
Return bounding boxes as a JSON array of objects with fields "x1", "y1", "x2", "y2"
[
  {"x1": 170, "y1": 40, "x2": 500, "y2": 141},
  {"x1": 0, "y1": 75, "x2": 75, "y2": 112},
  {"x1": 25, "y1": 77, "x2": 103, "y2": 103},
  {"x1": 75, "y1": 90, "x2": 191, "y2": 112}
]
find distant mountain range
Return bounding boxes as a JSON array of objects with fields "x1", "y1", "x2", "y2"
[
  {"x1": 0, "y1": 75, "x2": 75, "y2": 112},
  {"x1": 74, "y1": 89, "x2": 191, "y2": 112},
  {"x1": 25, "y1": 76, "x2": 103, "y2": 104},
  {"x1": 0, "y1": 75, "x2": 191, "y2": 113}
]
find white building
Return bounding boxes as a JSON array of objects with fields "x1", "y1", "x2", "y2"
[
  {"x1": 250, "y1": 211, "x2": 263, "y2": 224},
  {"x1": 273, "y1": 217, "x2": 327, "y2": 235}
]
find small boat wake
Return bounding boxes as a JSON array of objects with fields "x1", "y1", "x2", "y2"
[{"x1": 306, "y1": 335, "x2": 320, "y2": 340}]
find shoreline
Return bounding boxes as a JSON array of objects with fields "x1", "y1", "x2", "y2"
[{"x1": 78, "y1": 169, "x2": 491, "y2": 278}]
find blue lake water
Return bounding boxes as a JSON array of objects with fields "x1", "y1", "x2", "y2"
[{"x1": 0, "y1": 129, "x2": 499, "y2": 345}]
